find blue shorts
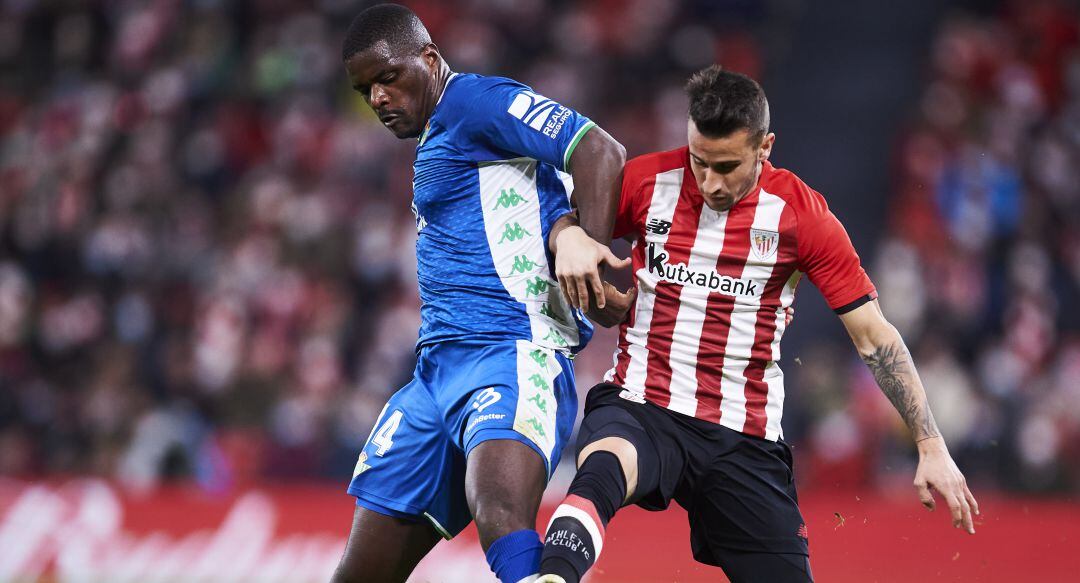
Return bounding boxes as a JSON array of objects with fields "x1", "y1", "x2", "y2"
[{"x1": 347, "y1": 339, "x2": 577, "y2": 539}]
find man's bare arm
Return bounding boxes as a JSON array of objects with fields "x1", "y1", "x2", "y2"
[
  {"x1": 565, "y1": 126, "x2": 624, "y2": 246},
  {"x1": 839, "y1": 299, "x2": 978, "y2": 534},
  {"x1": 550, "y1": 126, "x2": 629, "y2": 310},
  {"x1": 861, "y1": 342, "x2": 940, "y2": 442}
]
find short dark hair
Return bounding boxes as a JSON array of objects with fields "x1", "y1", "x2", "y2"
[
  {"x1": 341, "y1": 3, "x2": 431, "y2": 62},
  {"x1": 685, "y1": 65, "x2": 770, "y2": 142}
]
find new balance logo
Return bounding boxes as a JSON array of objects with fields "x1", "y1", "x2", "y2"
[
  {"x1": 646, "y1": 243, "x2": 760, "y2": 297},
  {"x1": 507, "y1": 90, "x2": 572, "y2": 138},
  {"x1": 646, "y1": 219, "x2": 672, "y2": 235},
  {"x1": 797, "y1": 524, "x2": 808, "y2": 539}
]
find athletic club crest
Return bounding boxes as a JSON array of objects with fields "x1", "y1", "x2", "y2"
[{"x1": 750, "y1": 228, "x2": 779, "y2": 261}]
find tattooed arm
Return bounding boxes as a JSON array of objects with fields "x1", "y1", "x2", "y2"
[
  {"x1": 861, "y1": 342, "x2": 940, "y2": 442},
  {"x1": 839, "y1": 300, "x2": 979, "y2": 534}
]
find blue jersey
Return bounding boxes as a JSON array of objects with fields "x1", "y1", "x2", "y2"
[{"x1": 411, "y1": 73, "x2": 595, "y2": 353}]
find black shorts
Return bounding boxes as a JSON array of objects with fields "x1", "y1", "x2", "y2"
[{"x1": 577, "y1": 383, "x2": 811, "y2": 574}]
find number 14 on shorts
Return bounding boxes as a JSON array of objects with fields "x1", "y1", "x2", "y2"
[{"x1": 353, "y1": 409, "x2": 404, "y2": 478}]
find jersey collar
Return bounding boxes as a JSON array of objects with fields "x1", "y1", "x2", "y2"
[{"x1": 419, "y1": 72, "x2": 459, "y2": 147}]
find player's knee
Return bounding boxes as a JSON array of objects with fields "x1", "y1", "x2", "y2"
[
  {"x1": 578, "y1": 437, "x2": 639, "y2": 499},
  {"x1": 472, "y1": 494, "x2": 532, "y2": 539}
]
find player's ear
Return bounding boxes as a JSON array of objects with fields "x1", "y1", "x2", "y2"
[
  {"x1": 758, "y1": 132, "x2": 776, "y2": 162},
  {"x1": 422, "y1": 43, "x2": 441, "y2": 71}
]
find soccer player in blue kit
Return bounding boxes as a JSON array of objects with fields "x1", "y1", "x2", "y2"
[{"x1": 331, "y1": 5, "x2": 630, "y2": 582}]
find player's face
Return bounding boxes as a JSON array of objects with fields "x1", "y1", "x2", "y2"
[
  {"x1": 346, "y1": 41, "x2": 441, "y2": 139},
  {"x1": 687, "y1": 120, "x2": 775, "y2": 212}
]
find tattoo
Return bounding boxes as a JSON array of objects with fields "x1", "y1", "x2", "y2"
[{"x1": 862, "y1": 344, "x2": 940, "y2": 441}]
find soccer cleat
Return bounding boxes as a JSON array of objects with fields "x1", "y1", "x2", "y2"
[{"x1": 535, "y1": 576, "x2": 567, "y2": 583}]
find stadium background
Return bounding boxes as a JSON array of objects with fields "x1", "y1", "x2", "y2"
[{"x1": 1, "y1": 0, "x2": 1079, "y2": 581}]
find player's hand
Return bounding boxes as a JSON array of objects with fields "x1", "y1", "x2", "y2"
[
  {"x1": 586, "y1": 282, "x2": 637, "y2": 327},
  {"x1": 784, "y1": 306, "x2": 795, "y2": 326},
  {"x1": 553, "y1": 226, "x2": 630, "y2": 310},
  {"x1": 913, "y1": 436, "x2": 979, "y2": 534}
]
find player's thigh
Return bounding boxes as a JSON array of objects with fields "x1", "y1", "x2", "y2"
[
  {"x1": 574, "y1": 383, "x2": 676, "y2": 504},
  {"x1": 348, "y1": 381, "x2": 469, "y2": 539},
  {"x1": 332, "y1": 505, "x2": 441, "y2": 583},
  {"x1": 575, "y1": 408, "x2": 654, "y2": 501},
  {"x1": 456, "y1": 341, "x2": 578, "y2": 479},
  {"x1": 686, "y1": 434, "x2": 809, "y2": 569}
]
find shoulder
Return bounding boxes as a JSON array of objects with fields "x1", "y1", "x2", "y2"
[
  {"x1": 443, "y1": 73, "x2": 529, "y2": 104},
  {"x1": 758, "y1": 161, "x2": 831, "y2": 218},
  {"x1": 625, "y1": 146, "x2": 688, "y2": 187},
  {"x1": 438, "y1": 74, "x2": 538, "y2": 129}
]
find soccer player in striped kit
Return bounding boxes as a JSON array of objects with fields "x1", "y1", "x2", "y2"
[{"x1": 539, "y1": 66, "x2": 979, "y2": 583}]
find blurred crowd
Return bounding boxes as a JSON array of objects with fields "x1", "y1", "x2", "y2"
[
  {"x1": 0, "y1": 0, "x2": 1077, "y2": 494},
  {"x1": 795, "y1": 1, "x2": 1080, "y2": 492}
]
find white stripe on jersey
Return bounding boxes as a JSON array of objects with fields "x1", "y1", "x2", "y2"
[
  {"x1": 715, "y1": 190, "x2": 786, "y2": 436},
  {"x1": 666, "y1": 205, "x2": 728, "y2": 417},
  {"x1": 763, "y1": 361, "x2": 786, "y2": 441},
  {"x1": 479, "y1": 159, "x2": 579, "y2": 351},
  {"x1": 771, "y1": 271, "x2": 803, "y2": 361},
  {"x1": 619, "y1": 168, "x2": 683, "y2": 399}
]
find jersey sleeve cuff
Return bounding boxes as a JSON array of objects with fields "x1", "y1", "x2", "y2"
[
  {"x1": 562, "y1": 121, "x2": 597, "y2": 172},
  {"x1": 832, "y1": 291, "x2": 878, "y2": 315}
]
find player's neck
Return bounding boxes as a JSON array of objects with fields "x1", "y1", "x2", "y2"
[
  {"x1": 732, "y1": 160, "x2": 765, "y2": 207},
  {"x1": 433, "y1": 62, "x2": 453, "y2": 103}
]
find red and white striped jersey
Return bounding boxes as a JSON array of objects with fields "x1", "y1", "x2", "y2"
[{"x1": 603, "y1": 147, "x2": 876, "y2": 441}]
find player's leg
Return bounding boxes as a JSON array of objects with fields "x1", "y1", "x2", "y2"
[
  {"x1": 689, "y1": 432, "x2": 812, "y2": 583},
  {"x1": 452, "y1": 340, "x2": 580, "y2": 583},
  {"x1": 331, "y1": 506, "x2": 440, "y2": 583},
  {"x1": 466, "y1": 438, "x2": 548, "y2": 582},
  {"x1": 336, "y1": 370, "x2": 461, "y2": 581},
  {"x1": 538, "y1": 385, "x2": 667, "y2": 583}
]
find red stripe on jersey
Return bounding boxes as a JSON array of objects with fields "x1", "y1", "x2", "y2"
[
  {"x1": 643, "y1": 187, "x2": 703, "y2": 407},
  {"x1": 610, "y1": 243, "x2": 643, "y2": 386},
  {"x1": 741, "y1": 204, "x2": 799, "y2": 437},
  {"x1": 693, "y1": 191, "x2": 760, "y2": 423},
  {"x1": 610, "y1": 318, "x2": 633, "y2": 386}
]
